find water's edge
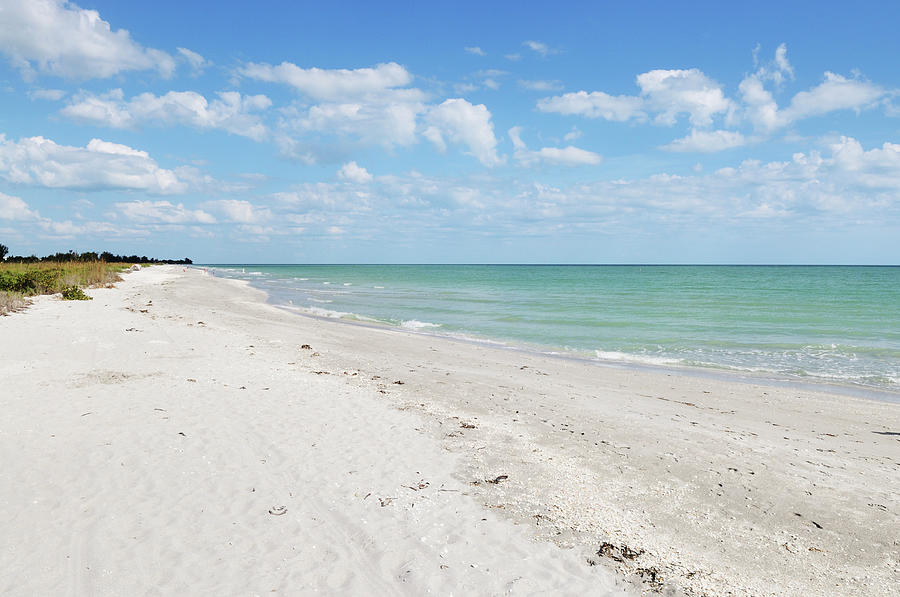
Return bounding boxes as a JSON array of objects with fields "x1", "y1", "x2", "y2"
[{"x1": 202, "y1": 264, "x2": 900, "y2": 404}]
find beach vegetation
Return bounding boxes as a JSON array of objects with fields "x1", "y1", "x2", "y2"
[
  {"x1": 61, "y1": 286, "x2": 93, "y2": 301},
  {"x1": 0, "y1": 290, "x2": 27, "y2": 315},
  {"x1": 0, "y1": 245, "x2": 194, "y2": 315},
  {"x1": 0, "y1": 261, "x2": 122, "y2": 313}
]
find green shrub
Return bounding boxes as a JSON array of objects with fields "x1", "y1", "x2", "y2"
[{"x1": 61, "y1": 286, "x2": 92, "y2": 301}]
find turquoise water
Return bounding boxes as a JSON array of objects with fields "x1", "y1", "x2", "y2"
[{"x1": 208, "y1": 265, "x2": 900, "y2": 393}]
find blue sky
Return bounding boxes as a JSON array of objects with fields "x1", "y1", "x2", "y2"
[{"x1": 0, "y1": 0, "x2": 898, "y2": 263}]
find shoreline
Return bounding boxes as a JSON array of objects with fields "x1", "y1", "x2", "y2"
[
  {"x1": 251, "y1": 279, "x2": 900, "y2": 406},
  {"x1": 3, "y1": 266, "x2": 898, "y2": 596}
]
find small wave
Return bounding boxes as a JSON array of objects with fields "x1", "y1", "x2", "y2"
[
  {"x1": 322, "y1": 282, "x2": 330, "y2": 285},
  {"x1": 401, "y1": 320, "x2": 442, "y2": 330},
  {"x1": 443, "y1": 332, "x2": 509, "y2": 347},
  {"x1": 343, "y1": 283, "x2": 352, "y2": 286},
  {"x1": 301, "y1": 306, "x2": 349, "y2": 319},
  {"x1": 248, "y1": 272, "x2": 264, "y2": 276},
  {"x1": 373, "y1": 286, "x2": 385, "y2": 289},
  {"x1": 593, "y1": 349, "x2": 681, "y2": 367},
  {"x1": 308, "y1": 298, "x2": 333, "y2": 304},
  {"x1": 298, "y1": 277, "x2": 309, "y2": 281}
]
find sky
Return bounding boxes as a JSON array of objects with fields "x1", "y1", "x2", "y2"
[{"x1": 0, "y1": 0, "x2": 898, "y2": 264}]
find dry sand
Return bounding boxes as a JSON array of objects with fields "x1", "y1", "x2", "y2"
[{"x1": 1, "y1": 266, "x2": 898, "y2": 596}]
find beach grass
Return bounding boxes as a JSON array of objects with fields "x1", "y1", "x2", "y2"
[{"x1": 0, "y1": 261, "x2": 129, "y2": 314}]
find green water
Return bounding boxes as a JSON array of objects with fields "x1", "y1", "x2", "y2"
[{"x1": 208, "y1": 265, "x2": 900, "y2": 392}]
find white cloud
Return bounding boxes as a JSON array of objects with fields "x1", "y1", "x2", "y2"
[
  {"x1": 464, "y1": 46, "x2": 486, "y2": 56},
  {"x1": 338, "y1": 161, "x2": 373, "y2": 183},
  {"x1": 742, "y1": 71, "x2": 884, "y2": 132},
  {"x1": 537, "y1": 90, "x2": 645, "y2": 121},
  {"x1": 0, "y1": 192, "x2": 40, "y2": 220},
  {"x1": 61, "y1": 89, "x2": 272, "y2": 140},
  {"x1": 636, "y1": 69, "x2": 733, "y2": 127},
  {"x1": 239, "y1": 61, "x2": 508, "y2": 166},
  {"x1": 115, "y1": 200, "x2": 215, "y2": 224},
  {"x1": 286, "y1": 93, "x2": 426, "y2": 150},
  {"x1": 523, "y1": 40, "x2": 557, "y2": 56},
  {"x1": 661, "y1": 129, "x2": 747, "y2": 153},
  {"x1": 424, "y1": 99, "x2": 503, "y2": 167},
  {"x1": 0, "y1": 134, "x2": 185, "y2": 193},
  {"x1": 828, "y1": 136, "x2": 900, "y2": 188},
  {"x1": 740, "y1": 45, "x2": 885, "y2": 132},
  {"x1": 738, "y1": 75, "x2": 780, "y2": 132},
  {"x1": 251, "y1": 62, "x2": 427, "y2": 154},
  {"x1": 28, "y1": 88, "x2": 66, "y2": 101},
  {"x1": 177, "y1": 47, "x2": 209, "y2": 74},
  {"x1": 772, "y1": 44, "x2": 794, "y2": 84},
  {"x1": 539, "y1": 68, "x2": 731, "y2": 127},
  {"x1": 204, "y1": 199, "x2": 272, "y2": 223},
  {"x1": 0, "y1": 0, "x2": 175, "y2": 79},
  {"x1": 533, "y1": 146, "x2": 603, "y2": 166},
  {"x1": 781, "y1": 72, "x2": 883, "y2": 122},
  {"x1": 563, "y1": 127, "x2": 582, "y2": 142},
  {"x1": 174, "y1": 137, "x2": 899, "y2": 247},
  {"x1": 518, "y1": 79, "x2": 563, "y2": 92},
  {"x1": 239, "y1": 61, "x2": 412, "y2": 101},
  {"x1": 509, "y1": 126, "x2": 602, "y2": 166}
]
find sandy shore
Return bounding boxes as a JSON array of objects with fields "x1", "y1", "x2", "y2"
[{"x1": 1, "y1": 266, "x2": 898, "y2": 596}]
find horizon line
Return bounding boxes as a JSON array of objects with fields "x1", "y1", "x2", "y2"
[{"x1": 196, "y1": 263, "x2": 900, "y2": 267}]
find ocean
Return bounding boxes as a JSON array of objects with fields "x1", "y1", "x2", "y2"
[{"x1": 206, "y1": 265, "x2": 900, "y2": 395}]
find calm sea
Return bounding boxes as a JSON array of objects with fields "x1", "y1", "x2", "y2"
[{"x1": 207, "y1": 265, "x2": 900, "y2": 394}]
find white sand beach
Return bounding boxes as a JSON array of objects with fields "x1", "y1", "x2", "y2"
[{"x1": 1, "y1": 265, "x2": 898, "y2": 596}]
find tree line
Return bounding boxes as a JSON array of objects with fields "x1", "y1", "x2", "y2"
[{"x1": 0, "y1": 244, "x2": 192, "y2": 265}]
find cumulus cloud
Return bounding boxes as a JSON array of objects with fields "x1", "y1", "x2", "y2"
[
  {"x1": 537, "y1": 90, "x2": 645, "y2": 121},
  {"x1": 290, "y1": 93, "x2": 425, "y2": 149},
  {"x1": 246, "y1": 61, "x2": 427, "y2": 154},
  {"x1": 537, "y1": 68, "x2": 731, "y2": 127},
  {"x1": 637, "y1": 69, "x2": 733, "y2": 127},
  {"x1": 661, "y1": 129, "x2": 747, "y2": 153},
  {"x1": 740, "y1": 45, "x2": 885, "y2": 132},
  {"x1": 509, "y1": 126, "x2": 602, "y2": 166},
  {"x1": 338, "y1": 161, "x2": 373, "y2": 183},
  {"x1": 170, "y1": 136, "x2": 899, "y2": 250},
  {"x1": 240, "y1": 61, "x2": 506, "y2": 166},
  {"x1": 781, "y1": 72, "x2": 883, "y2": 122},
  {"x1": 538, "y1": 44, "x2": 892, "y2": 155},
  {"x1": 61, "y1": 89, "x2": 272, "y2": 140},
  {"x1": 424, "y1": 99, "x2": 503, "y2": 167},
  {"x1": 203, "y1": 199, "x2": 272, "y2": 223},
  {"x1": 0, "y1": 134, "x2": 185, "y2": 193},
  {"x1": 464, "y1": 46, "x2": 486, "y2": 56},
  {"x1": 115, "y1": 200, "x2": 215, "y2": 224},
  {"x1": 0, "y1": 0, "x2": 175, "y2": 79},
  {"x1": 0, "y1": 192, "x2": 40, "y2": 220},
  {"x1": 239, "y1": 61, "x2": 412, "y2": 101}
]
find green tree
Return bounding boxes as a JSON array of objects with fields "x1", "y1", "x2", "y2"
[{"x1": 0, "y1": 243, "x2": 8, "y2": 261}]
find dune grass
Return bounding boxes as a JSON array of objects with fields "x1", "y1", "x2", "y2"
[{"x1": 0, "y1": 261, "x2": 129, "y2": 315}]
